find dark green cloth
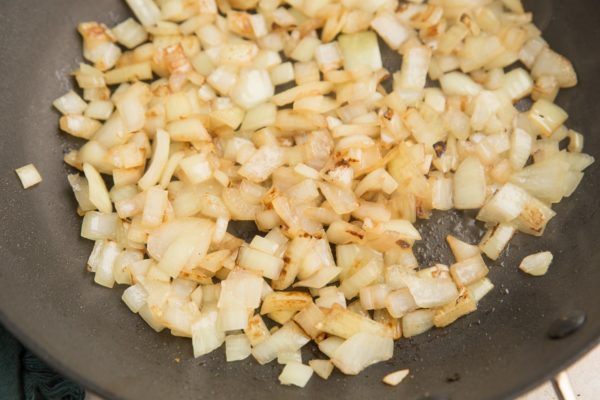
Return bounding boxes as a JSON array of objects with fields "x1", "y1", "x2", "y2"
[{"x1": 0, "y1": 324, "x2": 85, "y2": 400}]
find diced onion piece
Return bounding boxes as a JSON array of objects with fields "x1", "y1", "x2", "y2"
[
  {"x1": 244, "y1": 314, "x2": 270, "y2": 346},
  {"x1": 450, "y1": 254, "x2": 489, "y2": 287},
  {"x1": 439, "y1": 72, "x2": 482, "y2": 96},
  {"x1": 125, "y1": 0, "x2": 162, "y2": 27},
  {"x1": 94, "y1": 240, "x2": 120, "y2": 288},
  {"x1": 112, "y1": 18, "x2": 148, "y2": 49},
  {"x1": 290, "y1": 37, "x2": 321, "y2": 63},
  {"x1": 331, "y1": 332, "x2": 393, "y2": 375},
  {"x1": 359, "y1": 284, "x2": 389, "y2": 310},
  {"x1": 231, "y1": 69, "x2": 274, "y2": 110},
  {"x1": 278, "y1": 362, "x2": 314, "y2": 387},
  {"x1": 502, "y1": 68, "x2": 533, "y2": 101},
  {"x1": 141, "y1": 186, "x2": 168, "y2": 228},
  {"x1": 318, "y1": 181, "x2": 359, "y2": 214},
  {"x1": 477, "y1": 183, "x2": 529, "y2": 223},
  {"x1": 433, "y1": 291, "x2": 477, "y2": 328},
  {"x1": 238, "y1": 145, "x2": 285, "y2": 183},
  {"x1": 528, "y1": 99, "x2": 568, "y2": 137},
  {"x1": 317, "y1": 304, "x2": 389, "y2": 339},
  {"x1": 277, "y1": 349, "x2": 302, "y2": 365},
  {"x1": 139, "y1": 129, "x2": 170, "y2": 190},
  {"x1": 15, "y1": 164, "x2": 42, "y2": 189},
  {"x1": 479, "y1": 224, "x2": 516, "y2": 260},
  {"x1": 402, "y1": 309, "x2": 435, "y2": 338},
  {"x1": 382, "y1": 369, "x2": 410, "y2": 386},
  {"x1": 81, "y1": 211, "x2": 118, "y2": 240},
  {"x1": 370, "y1": 13, "x2": 410, "y2": 50},
  {"x1": 398, "y1": 46, "x2": 431, "y2": 91},
  {"x1": 293, "y1": 302, "x2": 325, "y2": 339},
  {"x1": 225, "y1": 334, "x2": 252, "y2": 362},
  {"x1": 85, "y1": 100, "x2": 114, "y2": 120},
  {"x1": 446, "y1": 235, "x2": 480, "y2": 262},
  {"x1": 104, "y1": 62, "x2": 153, "y2": 85},
  {"x1": 260, "y1": 291, "x2": 312, "y2": 315},
  {"x1": 385, "y1": 288, "x2": 417, "y2": 318},
  {"x1": 179, "y1": 154, "x2": 213, "y2": 184},
  {"x1": 270, "y1": 62, "x2": 295, "y2": 86},
  {"x1": 60, "y1": 115, "x2": 102, "y2": 139},
  {"x1": 510, "y1": 128, "x2": 533, "y2": 171},
  {"x1": 453, "y1": 157, "x2": 486, "y2": 209},
  {"x1": 309, "y1": 359, "x2": 334, "y2": 380},
  {"x1": 122, "y1": 284, "x2": 147, "y2": 313},
  {"x1": 294, "y1": 267, "x2": 342, "y2": 289},
  {"x1": 403, "y1": 275, "x2": 459, "y2": 308},
  {"x1": 252, "y1": 322, "x2": 310, "y2": 365},
  {"x1": 519, "y1": 251, "x2": 553, "y2": 276},
  {"x1": 467, "y1": 278, "x2": 495, "y2": 303},
  {"x1": 339, "y1": 259, "x2": 381, "y2": 299},
  {"x1": 338, "y1": 32, "x2": 382, "y2": 72},
  {"x1": 192, "y1": 307, "x2": 225, "y2": 357},
  {"x1": 53, "y1": 91, "x2": 87, "y2": 115},
  {"x1": 531, "y1": 48, "x2": 577, "y2": 88},
  {"x1": 241, "y1": 102, "x2": 277, "y2": 131},
  {"x1": 83, "y1": 163, "x2": 112, "y2": 213},
  {"x1": 315, "y1": 42, "x2": 343, "y2": 73},
  {"x1": 237, "y1": 246, "x2": 284, "y2": 280}
]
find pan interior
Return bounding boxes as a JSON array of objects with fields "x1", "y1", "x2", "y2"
[{"x1": 1, "y1": 1, "x2": 599, "y2": 399}]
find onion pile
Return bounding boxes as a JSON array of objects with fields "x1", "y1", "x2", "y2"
[{"x1": 53, "y1": 0, "x2": 593, "y2": 387}]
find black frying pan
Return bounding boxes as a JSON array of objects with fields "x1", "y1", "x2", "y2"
[{"x1": 1, "y1": 1, "x2": 599, "y2": 399}]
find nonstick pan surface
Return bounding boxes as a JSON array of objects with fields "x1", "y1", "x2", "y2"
[{"x1": 1, "y1": 1, "x2": 599, "y2": 399}]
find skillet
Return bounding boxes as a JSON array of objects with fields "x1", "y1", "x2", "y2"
[{"x1": 1, "y1": 0, "x2": 599, "y2": 399}]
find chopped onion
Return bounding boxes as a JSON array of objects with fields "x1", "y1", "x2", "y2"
[
  {"x1": 453, "y1": 157, "x2": 486, "y2": 209},
  {"x1": 309, "y1": 359, "x2": 334, "y2": 380},
  {"x1": 519, "y1": 251, "x2": 553, "y2": 276},
  {"x1": 225, "y1": 334, "x2": 252, "y2": 362},
  {"x1": 402, "y1": 309, "x2": 435, "y2": 338},
  {"x1": 338, "y1": 32, "x2": 382, "y2": 72},
  {"x1": 192, "y1": 307, "x2": 225, "y2": 357},
  {"x1": 52, "y1": 0, "x2": 593, "y2": 387},
  {"x1": 251, "y1": 322, "x2": 310, "y2": 365},
  {"x1": 53, "y1": 91, "x2": 88, "y2": 115},
  {"x1": 15, "y1": 164, "x2": 42, "y2": 189},
  {"x1": 382, "y1": 369, "x2": 410, "y2": 386},
  {"x1": 278, "y1": 362, "x2": 314, "y2": 387},
  {"x1": 331, "y1": 332, "x2": 393, "y2": 375},
  {"x1": 450, "y1": 255, "x2": 489, "y2": 287},
  {"x1": 317, "y1": 304, "x2": 389, "y2": 339}
]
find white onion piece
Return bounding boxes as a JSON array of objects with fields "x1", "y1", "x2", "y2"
[
  {"x1": 403, "y1": 275, "x2": 459, "y2": 308},
  {"x1": 83, "y1": 163, "x2": 112, "y2": 213},
  {"x1": 519, "y1": 251, "x2": 553, "y2": 276},
  {"x1": 278, "y1": 362, "x2": 313, "y2": 387},
  {"x1": 309, "y1": 359, "x2": 334, "y2": 380},
  {"x1": 252, "y1": 322, "x2": 310, "y2": 365},
  {"x1": 331, "y1": 332, "x2": 393, "y2": 375},
  {"x1": 450, "y1": 255, "x2": 489, "y2": 287},
  {"x1": 453, "y1": 157, "x2": 486, "y2": 209},
  {"x1": 94, "y1": 240, "x2": 120, "y2": 288},
  {"x1": 338, "y1": 32, "x2": 382, "y2": 72},
  {"x1": 53, "y1": 91, "x2": 87, "y2": 115},
  {"x1": 383, "y1": 369, "x2": 410, "y2": 386},
  {"x1": 81, "y1": 211, "x2": 118, "y2": 241},
  {"x1": 402, "y1": 309, "x2": 435, "y2": 338},
  {"x1": 192, "y1": 307, "x2": 225, "y2": 357},
  {"x1": 125, "y1": 0, "x2": 161, "y2": 27},
  {"x1": 15, "y1": 164, "x2": 42, "y2": 189},
  {"x1": 122, "y1": 284, "x2": 147, "y2": 313},
  {"x1": 138, "y1": 129, "x2": 170, "y2": 190},
  {"x1": 277, "y1": 349, "x2": 302, "y2": 365}
]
